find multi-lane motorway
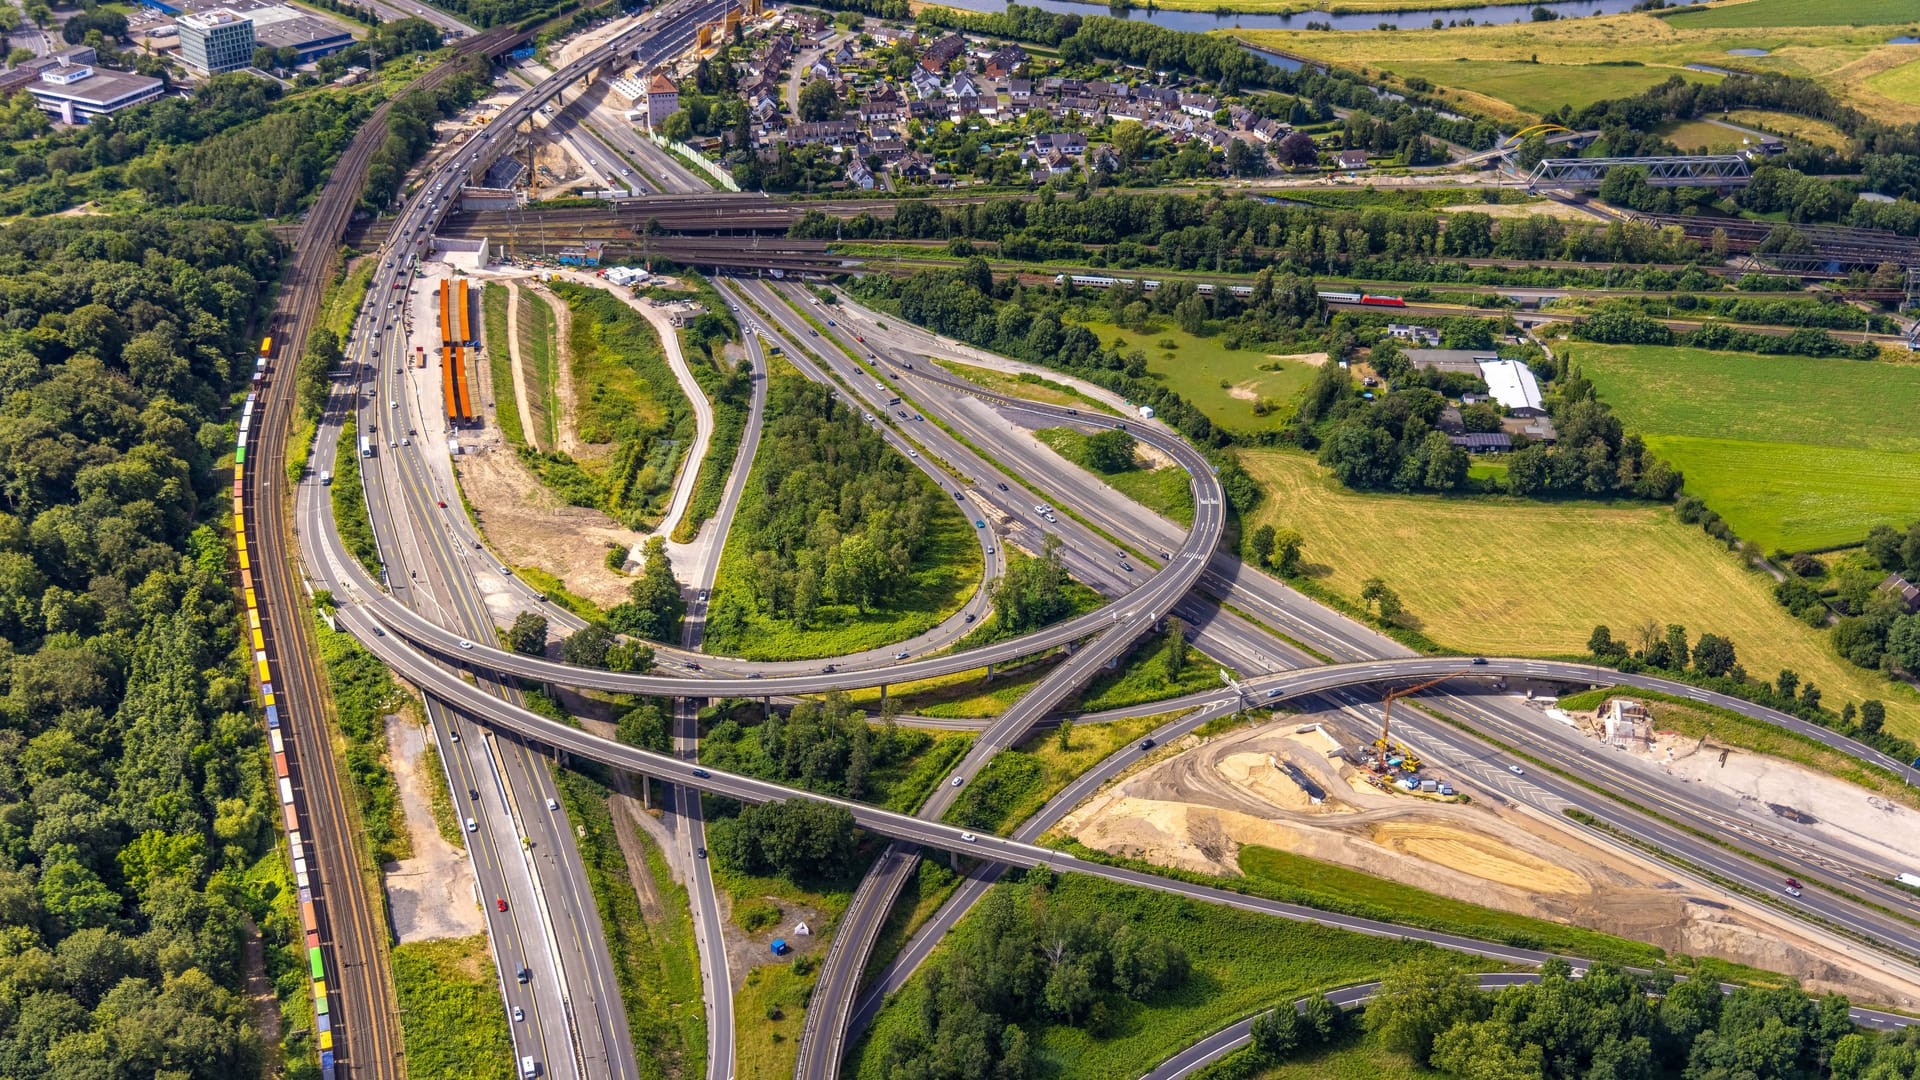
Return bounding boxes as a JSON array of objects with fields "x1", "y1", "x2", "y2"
[{"x1": 269, "y1": 14, "x2": 1920, "y2": 1080}]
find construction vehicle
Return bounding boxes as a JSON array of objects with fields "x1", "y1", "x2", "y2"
[{"x1": 1371, "y1": 670, "x2": 1473, "y2": 772}]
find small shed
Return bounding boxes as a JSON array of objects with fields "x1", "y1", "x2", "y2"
[{"x1": 770, "y1": 939, "x2": 790, "y2": 956}]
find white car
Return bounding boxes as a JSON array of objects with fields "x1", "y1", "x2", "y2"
[
  {"x1": 949, "y1": 776, "x2": 963, "y2": 788},
  {"x1": 960, "y1": 832, "x2": 977, "y2": 842},
  {"x1": 513, "y1": 1007, "x2": 524, "y2": 1023},
  {"x1": 458, "y1": 639, "x2": 474, "y2": 650},
  {"x1": 1507, "y1": 764, "x2": 1524, "y2": 776},
  {"x1": 465, "y1": 817, "x2": 478, "y2": 832},
  {"x1": 546, "y1": 798, "x2": 559, "y2": 811}
]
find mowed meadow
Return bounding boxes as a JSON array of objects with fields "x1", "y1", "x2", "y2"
[
  {"x1": 1238, "y1": 451, "x2": 1920, "y2": 739},
  {"x1": 1574, "y1": 344, "x2": 1920, "y2": 553}
]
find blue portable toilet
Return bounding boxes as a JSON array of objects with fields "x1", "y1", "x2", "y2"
[{"x1": 770, "y1": 939, "x2": 789, "y2": 956}]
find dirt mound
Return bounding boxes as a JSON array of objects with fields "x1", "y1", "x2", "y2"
[
  {"x1": 456, "y1": 445, "x2": 634, "y2": 607},
  {"x1": 1368, "y1": 820, "x2": 1588, "y2": 895}
]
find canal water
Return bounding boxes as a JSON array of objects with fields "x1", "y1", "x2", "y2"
[{"x1": 930, "y1": 0, "x2": 1712, "y2": 35}]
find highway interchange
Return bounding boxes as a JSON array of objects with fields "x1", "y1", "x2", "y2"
[{"x1": 266, "y1": 9, "x2": 1920, "y2": 1079}]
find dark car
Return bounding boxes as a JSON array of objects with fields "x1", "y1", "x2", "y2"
[
  {"x1": 691, "y1": 768, "x2": 710, "y2": 779},
  {"x1": 1471, "y1": 657, "x2": 1489, "y2": 665},
  {"x1": 1139, "y1": 738, "x2": 1156, "y2": 751},
  {"x1": 996, "y1": 482, "x2": 1009, "y2": 491}
]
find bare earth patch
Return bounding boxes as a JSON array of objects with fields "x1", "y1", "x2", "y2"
[
  {"x1": 1059, "y1": 718, "x2": 1920, "y2": 1005},
  {"x1": 455, "y1": 443, "x2": 637, "y2": 607},
  {"x1": 383, "y1": 714, "x2": 484, "y2": 944},
  {"x1": 1442, "y1": 201, "x2": 1596, "y2": 221}
]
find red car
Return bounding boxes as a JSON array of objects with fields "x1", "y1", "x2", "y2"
[
  {"x1": 437, "y1": 500, "x2": 447, "y2": 508},
  {"x1": 496, "y1": 898, "x2": 508, "y2": 912}
]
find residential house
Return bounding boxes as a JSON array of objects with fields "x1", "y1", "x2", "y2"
[
  {"x1": 1448, "y1": 432, "x2": 1513, "y2": 453},
  {"x1": 950, "y1": 71, "x2": 983, "y2": 107},
  {"x1": 846, "y1": 160, "x2": 876, "y2": 189},
  {"x1": 1178, "y1": 92, "x2": 1218, "y2": 117},
  {"x1": 894, "y1": 152, "x2": 933, "y2": 180},
  {"x1": 738, "y1": 71, "x2": 776, "y2": 102},
  {"x1": 920, "y1": 33, "x2": 966, "y2": 73},
  {"x1": 1335, "y1": 149, "x2": 1369, "y2": 170},
  {"x1": 786, "y1": 120, "x2": 858, "y2": 148},
  {"x1": 909, "y1": 65, "x2": 943, "y2": 100},
  {"x1": 1056, "y1": 95, "x2": 1101, "y2": 120},
  {"x1": 1882, "y1": 573, "x2": 1920, "y2": 615},
  {"x1": 1228, "y1": 105, "x2": 1255, "y2": 130},
  {"x1": 1252, "y1": 117, "x2": 1287, "y2": 143},
  {"x1": 1031, "y1": 131, "x2": 1087, "y2": 157},
  {"x1": 1007, "y1": 77, "x2": 1032, "y2": 101},
  {"x1": 1387, "y1": 323, "x2": 1440, "y2": 346},
  {"x1": 984, "y1": 44, "x2": 1026, "y2": 76},
  {"x1": 1087, "y1": 79, "x2": 1128, "y2": 101}
]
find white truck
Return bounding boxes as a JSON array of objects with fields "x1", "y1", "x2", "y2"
[
  {"x1": 520, "y1": 1056, "x2": 540, "y2": 1078},
  {"x1": 1137, "y1": 404, "x2": 1155, "y2": 419}
]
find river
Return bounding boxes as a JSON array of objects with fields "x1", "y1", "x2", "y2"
[{"x1": 929, "y1": 0, "x2": 1711, "y2": 34}]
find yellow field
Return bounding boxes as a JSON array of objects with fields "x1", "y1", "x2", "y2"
[
  {"x1": 1240, "y1": 450, "x2": 1920, "y2": 739},
  {"x1": 1235, "y1": 11, "x2": 1918, "y2": 122},
  {"x1": 1723, "y1": 110, "x2": 1853, "y2": 150}
]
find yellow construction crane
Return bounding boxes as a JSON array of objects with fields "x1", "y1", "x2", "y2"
[{"x1": 1372, "y1": 670, "x2": 1473, "y2": 771}]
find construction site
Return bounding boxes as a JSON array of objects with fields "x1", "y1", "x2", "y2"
[
  {"x1": 1053, "y1": 690, "x2": 1920, "y2": 1006},
  {"x1": 437, "y1": 277, "x2": 478, "y2": 428}
]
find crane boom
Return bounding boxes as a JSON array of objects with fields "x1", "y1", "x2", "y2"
[{"x1": 1377, "y1": 670, "x2": 1474, "y2": 758}]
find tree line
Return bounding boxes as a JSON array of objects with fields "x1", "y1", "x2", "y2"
[
  {"x1": 871, "y1": 869, "x2": 1190, "y2": 1080},
  {"x1": 700, "y1": 691, "x2": 933, "y2": 804},
  {"x1": 1573, "y1": 308, "x2": 1879, "y2": 362},
  {"x1": 0, "y1": 215, "x2": 288, "y2": 1075}
]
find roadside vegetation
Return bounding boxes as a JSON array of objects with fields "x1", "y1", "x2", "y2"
[
  {"x1": 1034, "y1": 426, "x2": 1196, "y2": 526},
  {"x1": 705, "y1": 375, "x2": 982, "y2": 660},
  {"x1": 332, "y1": 419, "x2": 380, "y2": 575},
  {"x1": 850, "y1": 870, "x2": 1472, "y2": 1080},
  {"x1": 312, "y1": 621, "x2": 410, "y2": 865},
  {"x1": 556, "y1": 771, "x2": 706, "y2": 1080},
  {"x1": 515, "y1": 285, "x2": 559, "y2": 450},
  {"x1": 700, "y1": 693, "x2": 974, "y2": 813},
  {"x1": 946, "y1": 711, "x2": 1186, "y2": 834},
  {"x1": 665, "y1": 275, "x2": 747, "y2": 543},
  {"x1": 392, "y1": 936, "x2": 514, "y2": 1080}
]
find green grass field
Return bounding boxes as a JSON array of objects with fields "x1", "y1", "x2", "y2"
[
  {"x1": 1867, "y1": 56, "x2": 1920, "y2": 106},
  {"x1": 1251, "y1": 1028, "x2": 1434, "y2": 1080},
  {"x1": 945, "y1": 711, "x2": 1181, "y2": 834},
  {"x1": 1575, "y1": 343, "x2": 1920, "y2": 550},
  {"x1": 1239, "y1": 449, "x2": 1920, "y2": 739},
  {"x1": 1388, "y1": 59, "x2": 1720, "y2": 115},
  {"x1": 710, "y1": 863, "x2": 856, "y2": 1080},
  {"x1": 1661, "y1": 0, "x2": 1920, "y2": 28},
  {"x1": 392, "y1": 936, "x2": 514, "y2": 1080},
  {"x1": 1034, "y1": 427, "x2": 1196, "y2": 526},
  {"x1": 1071, "y1": 316, "x2": 1321, "y2": 436},
  {"x1": 1656, "y1": 118, "x2": 1747, "y2": 153},
  {"x1": 851, "y1": 873, "x2": 1472, "y2": 1080},
  {"x1": 936, "y1": 360, "x2": 1121, "y2": 415},
  {"x1": 1722, "y1": 109, "x2": 1853, "y2": 149}
]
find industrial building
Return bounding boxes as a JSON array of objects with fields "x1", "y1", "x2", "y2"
[
  {"x1": 177, "y1": 8, "x2": 255, "y2": 74},
  {"x1": 144, "y1": 0, "x2": 355, "y2": 67},
  {"x1": 0, "y1": 48, "x2": 165, "y2": 124}
]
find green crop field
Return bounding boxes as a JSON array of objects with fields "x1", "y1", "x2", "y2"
[
  {"x1": 1575, "y1": 343, "x2": 1920, "y2": 551},
  {"x1": 1239, "y1": 450, "x2": 1920, "y2": 739},
  {"x1": 1868, "y1": 57, "x2": 1920, "y2": 106},
  {"x1": 392, "y1": 937, "x2": 514, "y2": 1080},
  {"x1": 1661, "y1": 0, "x2": 1920, "y2": 29},
  {"x1": 1387, "y1": 59, "x2": 1720, "y2": 115},
  {"x1": 1071, "y1": 316, "x2": 1322, "y2": 435}
]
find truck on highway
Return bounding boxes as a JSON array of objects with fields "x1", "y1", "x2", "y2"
[
  {"x1": 519, "y1": 1056, "x2": 540, "y2": 1078},
  {"x1": 1899, "y1": 872, "x2": 1920, "y2": 890},
  {"x1": 360, "y1": 437, "x2": 373, "y2": 458}
]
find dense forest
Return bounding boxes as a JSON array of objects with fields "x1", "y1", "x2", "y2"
[
  {"x1": 700, "y1": 692, "x2": 932, "y2": 803},
  {"x1": 704, "y1": 378, "x2": 942, "y2": 637},
  {"x1": 0, "y1": 216, "x2": 285, "y2": 1075}
]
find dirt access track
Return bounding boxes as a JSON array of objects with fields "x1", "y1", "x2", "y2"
[{"x1": 1059, "y1": 717, "x2": 1920, "y2": 1007}]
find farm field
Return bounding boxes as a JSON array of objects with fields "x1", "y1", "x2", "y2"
[
  {"x1": 1575, "y1": 343, "x2": 1920, "y2": 551},
  {"x1": 1070, "y1": 315, "x2": 1321, "y2": 436},
  {"x1": 1656, "y1": 118, "x2": 1746, "y2": 154},
  {"x1": 1659, "y1": 0, "x2": 1920, "y2": 29},
  {"x1": 1237, "y1": 450, "x2": 1920, "y2": 740},
  {"x1": 1389, "y1": 60, "x2": 1719, "y2": 116},
  {"x1": 1866, "y1": 57, "x2": 1920, "y2": 110},
  {"x1": 1235, "y1": 11, "x2": 1916, "y2": 122}
]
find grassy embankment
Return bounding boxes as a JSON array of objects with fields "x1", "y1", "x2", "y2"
[
  {"x1": 392, "y1": 936, "x2": 515, "y2": 1080},
  {"x1": 556, "y1": 771, "x2": 706, "y2": 1080},
  {"x1": 934, "y1": 358, "x2": 1122, "y2": 415},
  {"x1": 480, "y1": 282, "x2": 523, "y2": 448},
  {"x1": 945, "y1": 710, "x2": 1187, "y2": 834},
  {"x1": 711, "y1": 863, "x2": 858, "y2": 1080},
  {"x1": 312, "y1": 621, "x2": 409, "y2": 864},
  {"x1": 850, "y1": 873, "x2": 1479, "y2": 1080},
  {"x1": 288, "y1": 253, "x2": 374, "y2": 485},
  {"x1": 1034, "y1": 426, "x2": 1196, "y2": 527},
  {"x1": 1072, "y1": 316, "x2": 1322, "y2": 437},
  {"x1": 1577, "y1": 343, "x2": 1920, "y2": 553},
  {"x1": 665, "y1": 274, "x2": 748, "y2": 544},
  {"x1": 1237, "y1": 449, "x2": 1920, "y2": 739},
  {"x1": 1236, "y1": 6, "x2": 1920, "y2": 123},
  {"x1": 532, "y1": 282, "x2": 695, "y2": 531},
  {"x1": 331, "y1": 419, "x2": 379, "y2": 575}
]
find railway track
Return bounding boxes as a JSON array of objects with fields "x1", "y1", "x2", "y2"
[{"x1": 246, "y1": 22, "x2": 530, "y2": 1079}]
